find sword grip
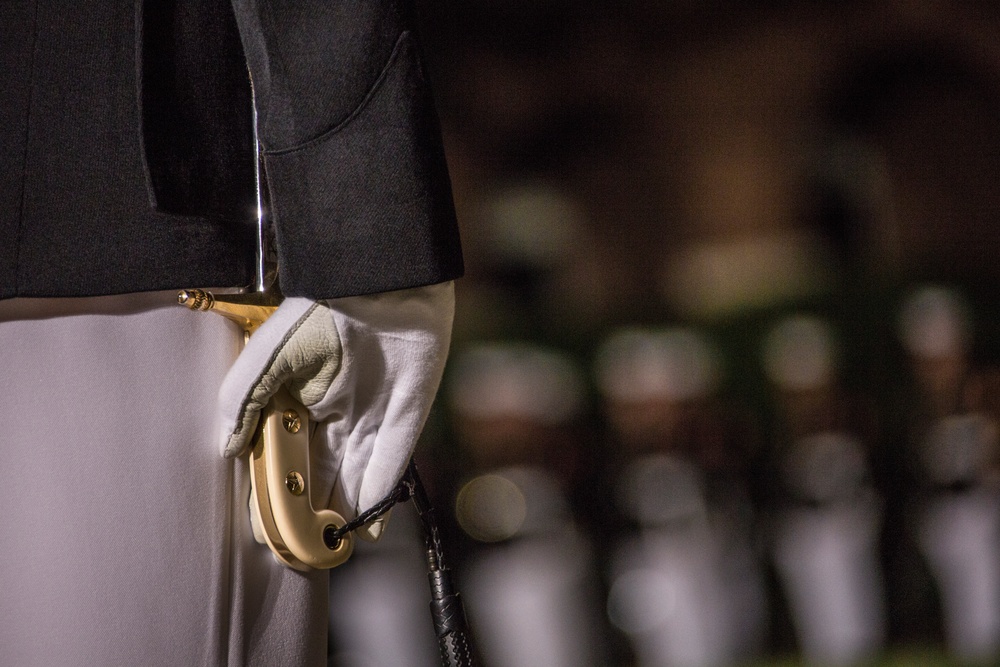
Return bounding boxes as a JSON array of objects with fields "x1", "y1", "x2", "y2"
[{"x1": 429, "y1": 568, "x2": 476, "y2": 667}]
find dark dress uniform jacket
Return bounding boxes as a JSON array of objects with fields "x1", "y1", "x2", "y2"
[{"x1": 0, "y1": 0, "x2": 462, "y2": 301}]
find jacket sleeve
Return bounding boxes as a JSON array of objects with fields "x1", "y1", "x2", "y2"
[{"x1": 230, "y1": 0, "x2": 463, "y2": 299}]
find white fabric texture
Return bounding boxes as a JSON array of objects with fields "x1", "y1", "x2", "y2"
[
  {"x1": 217, "y1": 282, "x2": 454, "y2": 537},
  {"x1": 0, "y1": 292, "x2": 330, "y2": 667}
]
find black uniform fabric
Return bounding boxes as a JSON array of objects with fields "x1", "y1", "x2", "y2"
[{"x1": 0, "y1": 0, "x2": 462, "y2": 301}]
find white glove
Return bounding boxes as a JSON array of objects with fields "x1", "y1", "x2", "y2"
[{"x1": 217, "y1": 281, "x2": 454, "y2": 540}]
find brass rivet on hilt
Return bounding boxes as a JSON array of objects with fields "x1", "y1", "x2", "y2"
[
  {"x1": 285, "y1": 471, "x2": 305, "y2": 496},
  {"x1": 282, "y1": 410, "x2": 302, "y2": 433}
]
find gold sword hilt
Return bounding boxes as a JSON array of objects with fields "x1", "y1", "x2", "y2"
[{"x1": 178, "y1": 286, "x2": 354, "y2": 571}]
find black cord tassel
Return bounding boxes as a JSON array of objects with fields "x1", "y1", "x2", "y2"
[
  {"x1": 325, "y1": 460, "x2": 476, "y2": 667},
  {"x1": 407, "y1": 461, "x2": 476, "y2": 667}
]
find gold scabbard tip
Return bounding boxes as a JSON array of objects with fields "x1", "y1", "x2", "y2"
[
  {"x1": 176, "y1": 287, "x2": 277, "y2": 335},
  {"x1": 177, "y1": 289, "x2": 213, "y2": 311}
]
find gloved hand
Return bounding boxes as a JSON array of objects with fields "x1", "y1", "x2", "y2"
[{"x1": 217, "y1": 281, "x2": 454, "y2": 540}]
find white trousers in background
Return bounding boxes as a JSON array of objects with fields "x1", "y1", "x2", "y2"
[
  {"x1": 772, "y1": 502, "x2": 886, "y2": 666},
  {"x1": 919, "y1": 488, "x2": 1000, "y2": 663},
  {"x1": 0, "y1": 292, "x2": 330, "y2": 667}
]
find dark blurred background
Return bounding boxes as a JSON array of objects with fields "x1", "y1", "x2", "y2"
[{"x1": 330, "y1": 3, "x2": 1000, "y2": 665}]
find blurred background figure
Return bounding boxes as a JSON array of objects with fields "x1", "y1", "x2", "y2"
[
  {"x1": 899, "y1": 285, "x2": 1000, "y2": 664},
  {"x1": 407, "y1": 2, "x2": 1000, "y2": 662},
  {"x1": 446, "y1": 343, "x2": 606, "y2": 667},
  {"x1": 596, "y1": 327, "x2": 767, "y2": 667},
  {"x1": 762, "y1": 315, "x2": 887, "y2": 666},
  {"x1": 457, "y1": 181, "x2": 614, "y2": 338}
]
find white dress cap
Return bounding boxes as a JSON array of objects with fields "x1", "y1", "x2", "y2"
[
  {"x1": 898, "y1": 285, "x2": 970, "y2": 359},
  {"x1": 594, "y1": 327, "x2": 719, "y2": 402},
  {"x1": 448, "y1": 343, "x2": 585, "y2": 425}
]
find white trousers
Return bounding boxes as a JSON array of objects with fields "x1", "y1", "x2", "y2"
[{"x1": 0, "y1": 292, "x2": 329, "y2": 667}]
